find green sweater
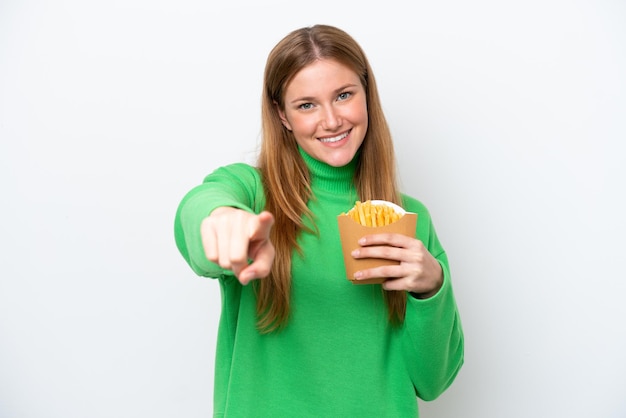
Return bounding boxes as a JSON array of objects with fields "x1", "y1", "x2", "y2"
[{"x1": 174, "y1": 150, "x2": 464, "y2": 417}]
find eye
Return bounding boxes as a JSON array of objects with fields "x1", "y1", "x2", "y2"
[
  {"x1": 298, "y1": 102, "x2": 314, "y2": 110},
  {"x1": 337, "y1": 91, "x2": 352, "y2": 101}
]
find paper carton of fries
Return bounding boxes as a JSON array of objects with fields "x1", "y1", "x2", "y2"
[{"x1": 337, "y1": 200, "x2": 418, "y2": 284}]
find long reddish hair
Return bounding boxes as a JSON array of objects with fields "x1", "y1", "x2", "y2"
[{"x1": 256, "y1": 24, "x2": 406, "y2": 332}]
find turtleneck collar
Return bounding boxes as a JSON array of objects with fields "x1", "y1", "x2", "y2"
[{"x1": 298, "y1": 146, "x2": 358, "y2": 194}]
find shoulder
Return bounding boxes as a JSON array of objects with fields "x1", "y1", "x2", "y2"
[
  {"x1": 400, "y1": 193, "x2": 446, "y2": 254},
  {"x1": 400, "y1": 193, "x2": 432, "y2": 222}
]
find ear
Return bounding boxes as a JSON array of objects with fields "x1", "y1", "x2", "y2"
[{"x1": 275, "y1": 103, "x2": 292, "y2": 131}]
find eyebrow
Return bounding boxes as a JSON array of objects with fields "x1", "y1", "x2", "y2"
[{"x1": 288, "y1": 83, "x2": 359, "y2": 105}]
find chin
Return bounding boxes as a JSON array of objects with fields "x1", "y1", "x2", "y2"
[{"x1": 324, "y1": 153, "x2": 357, "y2": 167}]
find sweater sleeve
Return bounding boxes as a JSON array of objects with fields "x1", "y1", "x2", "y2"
[
  {"x1": 400, "y1": 196, "x2": 465, "y2": 401},
  {"x1": 174, "y1": 163, "x2": 265, "y2": 277}
]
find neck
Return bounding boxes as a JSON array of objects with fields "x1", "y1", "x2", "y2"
[{"x1": 298, "y1": 147, "x2": 358, "y2": 193}]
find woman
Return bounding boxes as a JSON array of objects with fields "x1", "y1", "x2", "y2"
[{"x1": 175, "y1": 24, "x2": 463, "y2": 417}]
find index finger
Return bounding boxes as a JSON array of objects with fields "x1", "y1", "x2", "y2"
[
  {"x1": 248, "y1": 211, "x2": 274, "y2": 241},
  {"x1": 358, "y1": 233, "x2": 416, "y2": 248}
]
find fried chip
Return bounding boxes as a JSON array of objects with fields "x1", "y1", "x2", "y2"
[{"x1": 343, "y1": 200, "x2": 404, "y2": 227}]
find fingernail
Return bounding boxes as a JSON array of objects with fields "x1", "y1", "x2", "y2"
[
  {"x1": 354, "y1": 271, "x2": 363, "y2": 279},
  {"x1": 358, "y1": 238, "x2": 366, "y2": 245},
  {"x1": 351, "y1": 249, "x2": 360, "y2": 257}
]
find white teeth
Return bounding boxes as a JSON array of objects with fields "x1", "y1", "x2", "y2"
[{"x1": 319, "y1": 132, "x2": 348, "y2": 143}]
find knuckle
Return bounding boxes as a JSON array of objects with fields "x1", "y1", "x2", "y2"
[
  {"x1": 410, "y1": 265, "x2": 423, "y2": 278},
  {"x1": 217, "y1": 258, "x2": 231, "y2": 270},
  {"x1": 206, "y1": 252, "x2": 218, "y2": 263},
  {"x1": 230, "y1": 254, "x2": 248, "y2": 266}
]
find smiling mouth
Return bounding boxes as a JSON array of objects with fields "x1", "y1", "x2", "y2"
[{"x1": 318, "y1": 130, "x2": 349, "y2": 143}]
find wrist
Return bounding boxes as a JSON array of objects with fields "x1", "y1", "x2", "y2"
[
  {"x1": 409, "y1": 287, "x2": 439, "y2": 299},
  {"x1": 409, "y1": 270, "x2": 444, "y2": 299}
]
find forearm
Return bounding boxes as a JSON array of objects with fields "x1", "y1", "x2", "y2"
[
  {"x1": 402, "y1": 263, "x2": 464, "y2": 401},
  {"x1": 174, "y1": 164, "x2": 262, "y2": 276}
]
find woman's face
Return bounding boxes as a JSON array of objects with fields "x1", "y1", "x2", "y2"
[{"x1": 278, "y1": 59, "x2": 368, "y2": 167}]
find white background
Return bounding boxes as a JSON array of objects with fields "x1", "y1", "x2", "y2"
[{"x1": 1, "y1": 1, "x2": 625, "y2": 417}]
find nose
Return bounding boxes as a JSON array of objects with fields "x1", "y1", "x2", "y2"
[{"x1": 321, "y1": 106, "x2": 342, "y2": 130}]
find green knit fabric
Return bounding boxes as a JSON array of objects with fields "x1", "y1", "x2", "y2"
[{"x1": 174, "y1": 149, "x2": 464, "y2": 417}]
